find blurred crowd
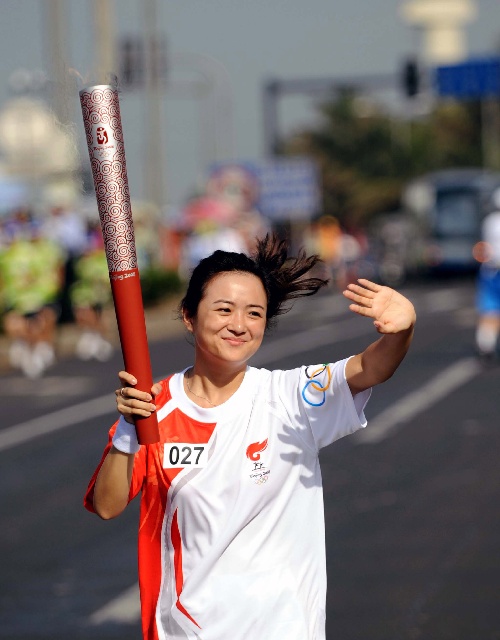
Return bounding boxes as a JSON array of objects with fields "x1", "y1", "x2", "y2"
[
  {"x1": 0, "y1": 194, "x2": 374, "y2": 380},
  {"x1": 0, "y1": 203, "x2": 114, "y2": 378}
]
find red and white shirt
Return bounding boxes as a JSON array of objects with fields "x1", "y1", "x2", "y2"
[{"x1": 85, "y1": 358, "x2": 371, "y2": 640}]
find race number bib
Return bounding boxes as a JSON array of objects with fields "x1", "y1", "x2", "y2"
[{"x1": 163, "y1": 443, "x2": 209, "y2": 469}]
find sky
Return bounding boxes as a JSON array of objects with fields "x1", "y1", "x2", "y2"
[{"x1": 0, "y1": 0, "x2": 499, "y2": 212}]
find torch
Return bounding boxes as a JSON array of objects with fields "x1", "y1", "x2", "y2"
[{"x1": 79, "y1": 84, "x2": 159, "y2": 445}]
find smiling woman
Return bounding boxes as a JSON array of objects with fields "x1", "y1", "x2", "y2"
[
  {"x1": 182, "y1": 272, "x2": 268, "y2": 399},
  {"x1": 83, "y1": 233, "x2": 416, "y2": 640}
]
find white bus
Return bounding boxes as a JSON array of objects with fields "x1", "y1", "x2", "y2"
[{"x1": 371, "y1": 168, "x2": 500, "y2": 284}]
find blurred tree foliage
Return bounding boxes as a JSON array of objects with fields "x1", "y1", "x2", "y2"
[
  {"x1": 285, "y1": 89, "x2": 483, "y2": 227},
  {"x1": 140, "y1": 266, "x2": 183, "y2": 306}
]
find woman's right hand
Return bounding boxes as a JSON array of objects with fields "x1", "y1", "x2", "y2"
[{"x1": 115, "y1": 371, "x2": 159, "y2": 424}]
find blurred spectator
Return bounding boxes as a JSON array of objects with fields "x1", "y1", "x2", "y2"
[
  {"x1": 315, "y1": 215, "x2": 342, "y2": 284},
  {"x1": 373, "y1": 217, "x2": 409, "y2": 287},
  {"x1": 132, "y1": 201, "x2": 162, "y2": 271},
  {"x1": 179, "y1": 221, "x2": 248, "y2": 280},
  {"x1": 41, "y1": 203, "x2": 88, "y2": 322},
  {"x1": 2, "y1": 206, "x2": 35, "y2": 243},
  {"x1": 206, "y1": 165, "x2": 269, "y2": 254},
  {"x1": 0, "y1": 221, "x2": 7, "y2": 251},
  {"x1": 335, "y1": 233, "x2": 359, "y2": 287},
  {"x1": 475, "y1": 188, "x2": 500, "y2": 362},
  {"x1": 176, "y1": 194, "x2": 249, "y2": 279},
  {"x1": 0, "y1": 216, "x2": 64, "y2": 378},
  {"x1": 70, "y1": 224, "x2": 114, "y2": 362},
  {"x1": 233, "y1": 209, "x2": 270, "y2": 255},
  {"x1": 336, "y1": 226, "x2": 368, "y2": 290}
]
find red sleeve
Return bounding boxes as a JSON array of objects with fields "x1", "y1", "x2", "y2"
[{"x1": 83, "y1": 419, "x2": 147, "y2": 513}]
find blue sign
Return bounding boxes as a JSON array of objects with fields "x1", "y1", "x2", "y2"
[
  {"x1": 209, "y1": 158, "x2": 320, "y2": 221},
  {"x1": 254, "y1": 158, "x2": 320, "y2": 220},
  {"x1": 435, "y1": 57, "x2": 500, "y2": 99}
]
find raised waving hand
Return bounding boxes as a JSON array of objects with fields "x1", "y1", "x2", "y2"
[{"x1": 343, "y1": 278, "x2": 416, "y2": 334}]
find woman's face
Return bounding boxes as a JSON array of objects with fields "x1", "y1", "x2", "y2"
[{"x1": 183, "y1": 271, "x2": 267, "y2": 371}]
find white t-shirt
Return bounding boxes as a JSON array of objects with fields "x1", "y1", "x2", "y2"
[
  {"x1": 482, "y1": 211, "x2": 500, "y2": 266},
  {"x1": 85, "y1": 358, "x2": 371, "y2": 640}
]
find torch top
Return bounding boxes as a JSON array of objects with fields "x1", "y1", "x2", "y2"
[{"x1": 79, "y1": 84, "x2": 117, "y2": 97}]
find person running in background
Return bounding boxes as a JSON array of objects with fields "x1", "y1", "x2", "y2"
[
  {"x1": 475, "y1": 188, "x2": 500, "y2": 362},
  {"x1": 70, "y1": 220, "x2": 114, "y2": 362},
  {"x1": 41, "y1": 203, "x2": 88, "y2": 323},
  {"x1": 84, "y1": 234, "x2": 416, "y2": 640},
  {"x1": 0, "y1": 216, "x2": 64, "y2": 378}
]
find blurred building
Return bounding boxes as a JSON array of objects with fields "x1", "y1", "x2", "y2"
[{"x1": 0, "y1": 96, "x2": 80, "y2": 209}]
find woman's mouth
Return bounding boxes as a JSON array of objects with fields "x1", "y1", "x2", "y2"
[{"x1": 223, "y1": 337, "x2": 246, "y2": 346}]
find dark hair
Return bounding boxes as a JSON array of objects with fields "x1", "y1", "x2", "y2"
[{"x1": 179, "y1": 234, "x2": 329, "y2": 328}]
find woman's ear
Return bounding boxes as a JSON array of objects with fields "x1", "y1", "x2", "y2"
[{"x1": 182, "y1": 308, "x2": 194, "y2": 333}]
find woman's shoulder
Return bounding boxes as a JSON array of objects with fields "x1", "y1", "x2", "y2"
[
  {"x1": 248, "y1": 359, "x2": 349, "y2": 389},
  {"x1": 246, "y1": 365, "x2": 304, "y2": 396}
]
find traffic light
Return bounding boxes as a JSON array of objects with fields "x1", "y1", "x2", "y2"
[
  {"x1": 119, "y1": 35, "x2": 167, "y2": 89},
  {"x1": 120, "y1": 36, "x2": 145, "y2": 88},
  {"x1": 402, "y1": 58, "x2": 420, "y2": 98}
]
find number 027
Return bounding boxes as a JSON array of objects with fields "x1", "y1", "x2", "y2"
[{"x1": 163, "y1": 443, "x2": 208, "y2": 468}]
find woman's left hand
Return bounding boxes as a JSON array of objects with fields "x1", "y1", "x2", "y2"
[
  {"x1": 343, "y1": 279, "x2": 416, "y2": 334},
  {"x1": 115, "y1": 370, "x2": 160, "y2": 423}
]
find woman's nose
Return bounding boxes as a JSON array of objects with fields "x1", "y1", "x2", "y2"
[{"x1": 228, "y1": 313, "x2": 245, "y2": 333}]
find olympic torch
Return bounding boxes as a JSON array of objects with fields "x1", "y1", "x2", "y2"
[{"x1": 79, "y1": 84, "x2": 159, "y2": 444}]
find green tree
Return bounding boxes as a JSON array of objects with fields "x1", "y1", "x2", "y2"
[{"x1": 285, "y1": 89, "x2": 483, "y2": 227}]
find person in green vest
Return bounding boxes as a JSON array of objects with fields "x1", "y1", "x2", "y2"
[
  {"x1": 0, "y1": 219, "x2": 64, "y2": 378},
  {"x1": 70, "y1": 233, "x2": 114, "y2": 362}
]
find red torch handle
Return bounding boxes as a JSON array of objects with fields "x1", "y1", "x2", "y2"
[{"x1": 110, "y1": 269, "x2": 158, "y2": 444}]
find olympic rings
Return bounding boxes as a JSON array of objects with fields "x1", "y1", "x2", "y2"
[{"x1": 302, "y1": 364, "x2": 332, "y2": 407}]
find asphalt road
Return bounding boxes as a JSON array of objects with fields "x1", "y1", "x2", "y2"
[{"x1": 1, "y1": 276, "x2": 499, "y2": 640}]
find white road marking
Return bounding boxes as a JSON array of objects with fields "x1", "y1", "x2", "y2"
[
  {"x1": 354, "y1": 357, "x2": 482, "y2": 445},
  {"x1": 0, "y1": 395, "x2": 115, "y2": 453},
  {"x1": 88, "y1": 583, "x2": 140, "y2": 625},
  {"x1": 0, "y1": 376, "x2": 96, "y2": 397}
]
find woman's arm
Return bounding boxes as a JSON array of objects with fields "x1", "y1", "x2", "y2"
[
  {"x1": 343, "y1": 279, "x2": 416, "y2": 396},
  {"x1": 93, "y1": 446, "x2": 136, "y2": 519},
  {"x1": 93, "y1": 371, "x2": 159, "y2": 519}
]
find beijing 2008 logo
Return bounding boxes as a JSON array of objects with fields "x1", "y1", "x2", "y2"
[
  {"x1": 96, "y1": 126, "x2": 109, "y2": 145},
  {"x1": 246, "y1": 439, "x2": 270, "y2": 485}
]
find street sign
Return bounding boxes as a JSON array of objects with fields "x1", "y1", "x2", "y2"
[
  {"x1": 255, "y1": 158, "x2": 320, "y2": 220},
  {"x1": 435, "y1": 57, "x2": 500, "y2": 99},
  {"x1": 209, "y1": 158, "x2": 320, "y2": 221}
]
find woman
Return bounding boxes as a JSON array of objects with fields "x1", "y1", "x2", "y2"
[{"x1": 85, "y1": 234, "x2": 416, "y2": 640}]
